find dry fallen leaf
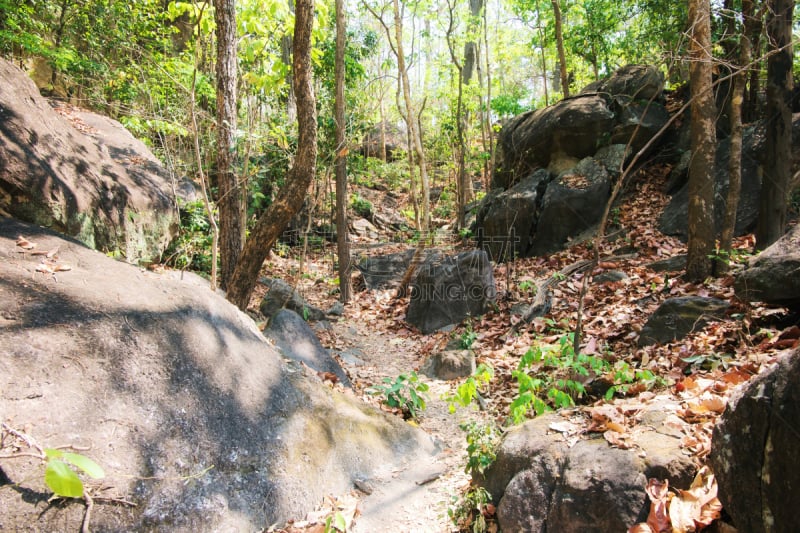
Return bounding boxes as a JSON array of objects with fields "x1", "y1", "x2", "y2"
[
  {"x1": 644, "y1": 478, "x2": 671, "y2": 533},
  {"x1": 16, "y1": 235, "x2": 36, "y2": 250},
  {"x1": 668, "y1": 466, "x2": 721, "y2": 532}
]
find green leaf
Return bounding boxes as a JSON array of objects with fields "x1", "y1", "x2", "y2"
[
  {"x1": 332, "y1": 511, "x2": 348, "y2": 531},
  {"x1": 45, "y1": 459, "x2": 84, "y2": 498},
  {"x1": 61, "y1": 452, "x2": 105, "y2": 479}
]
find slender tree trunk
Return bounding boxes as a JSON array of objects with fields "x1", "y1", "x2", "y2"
[
  {"x1": 482, "y1": 2, "x2": 495, "y2": 190},
  {"x1": 686, "y1": 0, "x2": 717, "y2": 282},
  {"x1": 213, "y1": 0, "x2": 243, "y2": 290},
  {"x1": 445, "y1": 0, "x2": 468, "y2": 230},
  {"x1": 718, "y1": 0, "x2": 753, "y2": 273},
  {"x1": 392, "y1": 0, "x2": 430, "y2": 234},
  {"x1": 334, "y1": 0, "x2": 351, "y2": 303},
  {"x1": 744, "y1": 2, "x2": 765, "y2": 123},
  {"x1": 756, "y1": 0, "x2": 794, "y2": 248},
  {"x1": 551, "y1": 0, "x2": 569, "y2": 98},
  {"x1": 281, "y1": 0, "x2": 297, "y2": 123},
  {"x1": 226, "y1": 0, "x2": 317, "y2": 310},
  {"x1": 534, "y1": 0, "x2": 549, "y2": 105},
  {"x1": 462, "y1": 0, "x2": 483, "y2": 85}
]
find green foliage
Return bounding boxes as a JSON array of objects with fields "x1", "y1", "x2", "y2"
[
  {"x1": 708, "y1": 247, "x2": 752, "y2": 267},
  {"x1": 448, "y1": 486, "x2": 493, "y2": 533},
  {"x1": 460, "y1": 421, "x2": 501, "y2": 476},
  {"x1": 447, "y1": 364, "x2": 494, "y2": 413},
  {"x1": 681, "y1": 353, "x2": 735, "y2": 373},
  {"x1": 164, "y1": 200, "x2": 214, "y2": 274},
  {"x1": 458, "y1": 320, "x2": 478, "y2": 349},
  {"x1": 368, "y1": 371, "x2": 430, "y2": 420},
  {"x1": 350, "y1": 193, "x2": 373, "y2": 218},
  {"x1": 44, "y1": 448, "x2": 105, "y2": 498},
  {"x1": 518, "y1": 280, "x2": 536, "y2": 295},
  {"x1": 324, "y1": 511, "x2": 348, "y2": 532},
  {"x1": 491, "y1": 88, "x2": 528, "y2": 118},
  {"x1": 509, "y1": 335, "x2": 664, "y2": 424}
]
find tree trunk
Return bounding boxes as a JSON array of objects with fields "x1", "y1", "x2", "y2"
[
  {"x1": 551, "y1": 0, "x2": 569, "y2": 98},
  {"x1": 482, "y1": 2, "x2": 495, "y2": 190},
  {"x1": 685, "y1": 0, "x2": 716, "y2": 282},
  {"x1": 718, "y1": 0, "x2": 753, "y2": 274},
  {"x1": 281, "y1": 0, "x2": 297, "y2": 123},
  {"x1": 744, "y1": 2, "x2": 765, "y2": 123},
  {"x1": 445, "y1": 0, "x2": 468, "y2": 230},
  {"x1": 213, "y1": 0, "x2": 242, "y2": 290},
  {"x1": 393, "y1": 0, "x2": 430, "y2": 234},
  {"x1": 225, "y1": 0, "x2": 317, "y2": 310},
  {"x1": 334, "y1": 0, "x2": 351, "y2": 303},
  {"x1": 462, "y1": 0, "x2": 482, "y2": 85},
  {"x1": 534, "y1": 0, "x2": 549, "y2": 106},
  {"x1": 756, "y1": 0, "x2": 794, "y2": 248}
]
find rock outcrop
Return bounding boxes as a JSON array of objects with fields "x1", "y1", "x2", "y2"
[
  {"x1": 480, "y1": 410, "x2": 696, "y2": 532},
  {"x1": 0, "y1": 217, "x2": 435, "y2": 531},
  {"x1": 264, "y1": 309, "x2": 352, "y2": 387},
  {"x1": 734, "y1": 222, "x2": 800, "y2": 309},
  {"x1": 478, "y1": 65, "x2": 668, "y2": 259},
  {"x1": 638, "y1": 296, "x2": 730, "y2": 346},
  {"x1": 710, "y1": 348, "x2": 800, "y2": 533},
  {"x1": 0, "y1": 58, "x2": 180, "y2": 263},
  {"x1": 406, "y1": 249, "x2": 496, "y2": 334}
]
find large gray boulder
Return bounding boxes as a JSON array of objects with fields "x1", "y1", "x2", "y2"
[
  {"x1": 406, "y1": 250, "x2": 496, "y2": 334},
  {"x1": 638, "y1": 296, "x2": 730, "y2": 346},
  {"x1": 0, "y1": 58, "x2": 179, "y2": 263},
  {"x1": 480, "y1": 411, "x2": 696, "y2": 532},
  {"x1": 475, "y1": 169, "x2": 550, "y2": 261},
  {"x1": 481, "y1": 65, "x2": 668, "y2": 259},
  {"x1": 493, "y1": 94, "x2": 615, "y2": 188},
  {"x1": 710, "y1": 348, "x2": 800, "y2": 533},
  {"x1": 734, "y1": 222, "x2": 800, "y2": 308},
  {"x1": 530, "y1": 157, "x2": 611, "y2": 255},
  {"x1": 264, "y1": 309, "x2": 352, "y2": 387},
  {"x1": 580, "y1": 64, "x2": 665, "y2": 101},
  {"x1": 494, "y1": 64, "x2": 666, "y2": 190},
  {"x1": 355, "y1": 249, "x2": 442, "y2": 290},
  {"x1": 0, "y1": 217, "x2": 435, "y2": 531},
  {"x1": 259, "y1": 277, "x2": 327, "y2": 321}
]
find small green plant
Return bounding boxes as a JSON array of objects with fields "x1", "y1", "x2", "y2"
[
  {"x1": 164, "y1": 200, "x2": 214, "y2": 273},
  {"x1": 1, "y1": 424, "x2": 105, "y2": 500},
  {"x1": 458, "y1": 320, "x2": 478, "y2": 349},
  {"x1": 509, "y1": 336, "x2": 665, "y2": 423},
  {"x1": 510, "y1": 336, "x2": 596, "y2": 423},
  {"x1": 350, "y1": 193, "x2": 373, "y2": 218},
  {"x1": 607, "y1": 361, "x2": 665, "y2": 397},
  {"x1": 446, "y1": 364, "x2": 494, "y2": 413},
  {"x1": 324, "y1": 511, "x2": 348, "y2": 532},
  {"x1": 518, "y1": 279, "x2": 536, "y2": 295},
  {"x1": 542, "y1": 317, "x2": 571, "y2": 334},
  {"x1": 708, "y1": 247, "x2": 752, "y2": 267},
  {"x1": 681, "y1": 352, "x2": 735, "y2": 372},
  {"x1": 610, "y1": 207, "x2": 621, "y2": 225},
  {"x1": 368, "y1": 371, "x2": 430, "y2": 420},
  {"x1": 448, "y1": 486, "x2": 494, "y2": 533},
  {"x1": 44, "y1": 448, "x2": 105, "y2": 498},
  {"x1": 460, "y1": 421, "x2": 501, "y2": 476}
]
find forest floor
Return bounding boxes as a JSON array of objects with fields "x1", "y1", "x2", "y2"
[{"x1": 258, "y1": 166, "x2": 799, "y2": 533}]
